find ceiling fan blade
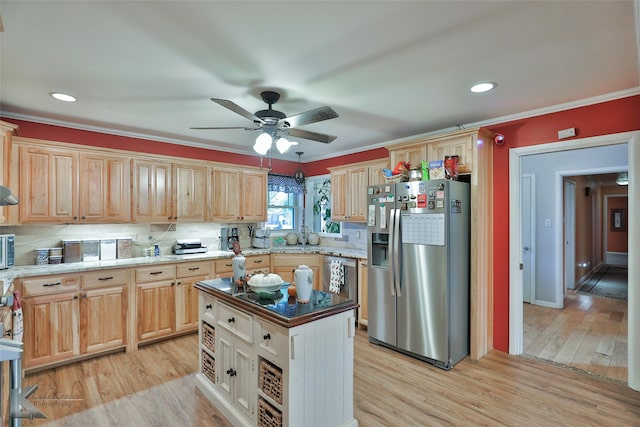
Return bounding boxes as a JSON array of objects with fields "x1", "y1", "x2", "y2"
[
  {"x1": 281, "y1": 106, "x2": 338, "y2": 128},
  {"x1": 286, "y1": 128, "x2": 337, "y2": 144},
  {"x1": 190, "y1": 126, "x2": 260, "y2": 130},
  {"x1": 211, "y1": 98, "x2": 265, "y2": 124}
]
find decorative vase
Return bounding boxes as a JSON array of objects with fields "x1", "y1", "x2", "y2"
[
  {"x1": 232, "y1": 253, "x2": 246, "y2": 282},
  {"x1": 294, "y1": 264, "x2": 314, "y2": 303}
]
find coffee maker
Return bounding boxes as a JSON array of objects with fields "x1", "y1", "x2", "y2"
[{"x1": 219, "y1": 227, "x2": 239, "y2": 251}]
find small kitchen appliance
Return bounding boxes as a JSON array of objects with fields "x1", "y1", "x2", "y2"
[
  {"x1": 219, "y1": 227, "x2": 239, "y2": 251},
  {"x1": 173, "y1": 239, "x2": 208, "y2": 255},
  {"x1": 0, "y1": 234, "x2": 15, "y2": 270}
]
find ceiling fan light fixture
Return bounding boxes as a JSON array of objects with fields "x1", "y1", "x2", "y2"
[
  {"x1": 275, "y1": 137, "x2": 298, "y2": 154},
  {"x1": 253, "y1": 132, "x2": 272, "y2": 155},
  {"x1": 49, "y1": 92, "x2": 77, "y2": 102}
]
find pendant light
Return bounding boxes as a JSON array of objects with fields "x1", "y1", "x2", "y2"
[{"x1": 293, "y1": 152, "x2": 305, "y2": 184}]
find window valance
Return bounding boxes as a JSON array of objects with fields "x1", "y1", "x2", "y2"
[{"x1": 268, "y1": 173, "x2": 305, "y2": 194}]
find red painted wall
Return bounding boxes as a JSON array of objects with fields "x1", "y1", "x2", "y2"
[
  {"x1": 5, "y1": 94, "x2": 640, "y2": 354},
  {"x1": 488, "y1": 94, "x2": 640, "y2": 352}
]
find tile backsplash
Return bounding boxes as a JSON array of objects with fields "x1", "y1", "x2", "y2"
[{"x1": 0, "y1": 221, "x2": 367, "y2": 266}]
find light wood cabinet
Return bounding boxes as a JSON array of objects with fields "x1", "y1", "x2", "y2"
[
  {"x1": 0, "y1": 121, "x2": 18, "y2": 225},
  {"x1": 427, "y1": 134, "x2": 474, "y2": 174},
  {"x1": 132, "y1": 158, "x2": 173, "y2": 222},
  {"x1": 388, "y1": 143, "x2": 427, "y2": 172},
  {"x1": 210, "y1": 166, "x2": 267, "y2": 222},
  {"x1": 79, "y1": 152, "x2": 131, "y2": 223},
  {"x1": 81, "y1": 268, "x2": 129, "y2": 355},
  {"x1": 18, "y1": 144, "x2": 78, "y2": 223},
  {"x1": 358, "y1": 260, "x2": 368, "y2": 328},
  {"x1": 173, "y1": 163, "x2": 208, "y2": 222},
  {"x1": 135, "y1": 265, "x2": 176, "y2": 342},
  {"x1": 271, "y1": 254, "x2": 322, "y2": 290},
  {"x1": 328, "y1": 159, "x2": 389, "y2": 222},
  {"x1": 176, "y1": 261, "x2": 211, "y2": 332},
  {"x1": 214, "y1": 255, "x2": 271, "y2": 278},
  {"x1": 20, "y1": 274, "x2": 82, "y2": 369}
]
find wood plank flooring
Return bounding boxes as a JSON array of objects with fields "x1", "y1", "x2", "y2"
[
  {"x1": 20, "y1": 330, "x2": 640, "y2": 426},
  {"x1": 523, "y1": 291, "x2": 628, "y2": 382}
]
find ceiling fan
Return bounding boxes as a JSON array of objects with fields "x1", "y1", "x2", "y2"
[{"x1": 191, "y1": 91, "x2": 339, "y2": 153}]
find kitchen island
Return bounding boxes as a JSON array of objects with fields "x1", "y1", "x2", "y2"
[{"x1": 195, "y1": 278, "x2": 359, "y2": 427}]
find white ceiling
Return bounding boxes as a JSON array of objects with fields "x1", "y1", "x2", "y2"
[{"x1": 1, "y1": 1, "x2": 639, "y2": 162}]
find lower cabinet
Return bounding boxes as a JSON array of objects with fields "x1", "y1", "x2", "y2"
[
  {"x1": 176, "y1": 261, "x2": 212, "y2": 332},
  {"x1": 136, "y1": 279, "x2": 176, "y2": 342},
  {"x1": 81, "y1": 285, "x2": 127, "y2": 354},
  {"x1": 271, "y1": 254, "x2": 322, "y2": 290},
  {"x1": 357, "y1": 259, "x2": 368, "y2": 328},
  {"x1": 195, "y1": 291, "x2": 357, "y2": 427}
]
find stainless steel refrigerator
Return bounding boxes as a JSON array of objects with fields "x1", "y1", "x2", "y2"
[{"x1": 367, "y1": 179, "x2": 470, "y2": 369}]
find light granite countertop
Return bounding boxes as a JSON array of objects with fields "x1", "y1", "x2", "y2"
[{"x1": 0, "y1": 245, "x2": 367, "y2": 295}]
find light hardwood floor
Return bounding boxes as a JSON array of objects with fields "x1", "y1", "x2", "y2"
[
  {"x1": 20, "y1": 330, "x2": 640, "y2": 426},
  {"x1": 523, "y1": 291, "x2": 628, "y2": 382}
]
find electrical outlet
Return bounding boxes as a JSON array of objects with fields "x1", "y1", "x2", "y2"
[{"x1": 557, "y1": 128, "x2": 576, "y2": 139}]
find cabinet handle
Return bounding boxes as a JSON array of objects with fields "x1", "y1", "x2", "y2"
[
  {"x1": 73, "y1": 216, "x2": 78, "y2": 220},
  {"x1": 74, "y1": 295, "x2": 79, "y2": 300},
  {"x1": 206, "y1": 304, "x2": 212, "y2": 309},
  {"x1": 149, "y1": 271, "x2": 163, "y2": 275},
  {"x1": 176, "y1": 281, "x2": 181, "y2": 285},
  {"x1": 82, "y1": 216, "x2": 86, "y2": 220},
  {"x1": 188, "y1": 267, "x2": 200, "y2": 271},
  {"x1": 226, "y1": 368, "x2": 236, "y2": 377},
  {"x1": 98, "y1": 276, "x2": 114, "y2": 281},
  {"x1": 263, "y1": 333, "x2": 271, "y2": 340},
  {"x1": 42, "y1": 282, "x2": 62, "y2": 287},
  {"x1": 253, "y1": 260, "x2": 262, "y2": 264},
  {"x1": 82, "y1": 294, "x2": 87, "y2": 299},
  {"x1": 228, "y1": 317, "x2": 235, "y2": 323}
]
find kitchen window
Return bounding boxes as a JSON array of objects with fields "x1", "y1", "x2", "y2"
[
  {"x1": 305, "y1": 175, "x2": 341, "y2": 236},
  {"x1": 266, "y1": 174, "x2": 304, "y2": 230}
]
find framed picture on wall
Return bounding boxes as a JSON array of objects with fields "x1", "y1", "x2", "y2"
[{"x1": 611, "y1": 208, "x2": 626, "y2": 232}]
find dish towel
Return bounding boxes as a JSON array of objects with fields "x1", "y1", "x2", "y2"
[{"x1": 329, "y1": 259, "x2": 344, "y2": 294}]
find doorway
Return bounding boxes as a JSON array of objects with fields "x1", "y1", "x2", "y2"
[{"x1": 508, "y1": 131, "x2": 639, "y2": 390}]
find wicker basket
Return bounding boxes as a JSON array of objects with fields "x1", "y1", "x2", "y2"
[
  {"x1": 202, "y1": 322, "x2": 215, "y2": 352},
  {"x1": 384, "y1": 173, "x2": 408, "y2": 183},
  {"x1": 258, "y1": 398, "x2": 282, "y2": 427},
  {"x1": 202, "y1": 350, "x2": 215, "y2": 383},
  {"x1": 258, "y1": 359, "x2": 283, "y2": 404}
]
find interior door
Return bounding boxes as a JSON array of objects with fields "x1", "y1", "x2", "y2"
[
  {"x1": 564, "y1": 180, "x2": 576, "y2": 290},
  {"x1": 522, "y1": 174, "x2": 535, "y2": 303}
]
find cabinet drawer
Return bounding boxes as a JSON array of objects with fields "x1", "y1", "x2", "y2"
[
  {"x1": 21, "y1": 274, "x2": 81, "y2": 297},
  {"x1": 135, "y1": 265, "x2": 176, "y2": 283},
  {"x1": 257, "y1": 319, "x2": 281, "y2": 361},
  {"x1": 200, "y1": 293, "x2": 216, "y2": 325},
  {"x1": 246, "y1": 255, "x2": 270, "y2": 273},
  {"x1": 214, "y1": 258, "x2": 234, "y2": 275},
  {"x1": 216, "y1": 302, "x2": 253, "y2": 343},
  {"x1": 83, "y1": 268, "x2": 130, "y2": 289},
  {"x1": 177, "y1": 261, "x2": 211, "y2": 278}
]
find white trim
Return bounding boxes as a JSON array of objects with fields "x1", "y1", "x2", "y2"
[
  {"x1": 522, "y1": 173, "x2": 536, "y2": 304},
  {"x1": 628, "y1": 132, "x2": 640, "y2": 390}
]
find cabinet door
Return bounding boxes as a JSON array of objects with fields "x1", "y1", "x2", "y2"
[
  {"x1": 19, "y1": 145, "x2": 78, "y2": 223},
  {"x1": 136, "y1": 280, "x2": 175, "y2": 341},
  {"x1": 176, "y1": 275, "x2": 206, "y2": 332},
  {"x1": 174, "y1": 163, "x2": 207, "y2": 222},
  {"x1": 233, "y1": 338, "x2": 255, "y2": 419},
  {"x1": 216, "y1": 327, "x2": 234, "y2": 399},
  {"x1": 132, "y1": 159, "x2": 172, "y2": 222},
  {"x1": 389, "y1": 144, "x2": 427, "y2": 172},
  {"x1": 240, "y1": 170, "x2": 267, "y2": 222},
  {"x1": 80, "y1": 153, "x2": 131, "y2": 223},
  {"x1": 210, "y1": 168, "x2": 240, "y2": 221},
  {"x1": 330, "y1": 168, "x2": 348, "y2": 221},
  {"x1": 81, "y1": 286, "x2": 127, "y2": 353},
  {"x1": 347, "y1": 166, "x2": 368, "y2": 222},
  {"x1": 427, "y1": 135, "x2": 473, "y2": 174},
  {"x1": 358, "y1": 261, "x2": 368, "y2": 327},
  {"x1": 23, "y1": 292, "x2": 80, "y2": 368},
  {"x1": 368, "y1": 159, "x2": 389, "y2": 186}
]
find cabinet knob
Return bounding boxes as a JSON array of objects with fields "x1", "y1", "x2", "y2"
[
  {"x1": 226, "y1": 368, "x2": 236, "y2": 377},
  {"x1": 263, "y1": 333, "x2": 271, "y2": 341},
  {"x1": 228, "y1": 317, "x2": 235, "y2": 323},
  {"x1": 206, "y1": 304, "x2": 212, "y2": 309}
]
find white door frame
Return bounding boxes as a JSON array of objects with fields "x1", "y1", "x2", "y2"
[
  {"x1": 508, "y1": 130, "x2": 639, "y2": 391},
  {"x1": 564, "y1": 180, "x2": 576, "y2": 291},
  {"x1": 521, "y1": 174, "x2": 535, "y2": 303}
]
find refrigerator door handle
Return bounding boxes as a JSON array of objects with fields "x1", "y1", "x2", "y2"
[
  {"x1": 389, "y1": 208, "x2": 397, "y2": 297},
  {"x1": 392, "y1": 207, "x2": 402, "y2": 297}
]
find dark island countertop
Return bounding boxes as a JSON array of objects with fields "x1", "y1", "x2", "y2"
[{"x1": 195, "y1": 278, "x2": 359, "y2": 328}]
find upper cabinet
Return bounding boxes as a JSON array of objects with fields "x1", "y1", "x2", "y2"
[
  {"x1": 210, "y1": 166, "x2": 267, "y2": 222},
  {"x1": 132, "y1": 158, "x2": 172, "y2": 222},
  {"x1": 13, "y1": 139, "x2": 132, "y2": 224},
  {"x1": 173, "y1": 162, "x2": 208, "y2": 222},
  {"x1": 0, "y1": 121, "x2": 19, "y2": 225},
  {"x1": 387, "y1": 127, "x2": 489, "y2": 175},
  {"x1": 328, "y1": 158, "x2": 389, "y2": 222}
]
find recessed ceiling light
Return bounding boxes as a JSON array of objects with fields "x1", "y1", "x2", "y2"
[
  {"x1": 470, "y1": 82, "x2": 497, "y2": 93},
  {"x1": 50, "y1": 92, "x2": 77, "y2": 102}
]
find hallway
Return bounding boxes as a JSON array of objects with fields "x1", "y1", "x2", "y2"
[{"x1": 523, "y1": 266, "x2": 628, "y2": 383}]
